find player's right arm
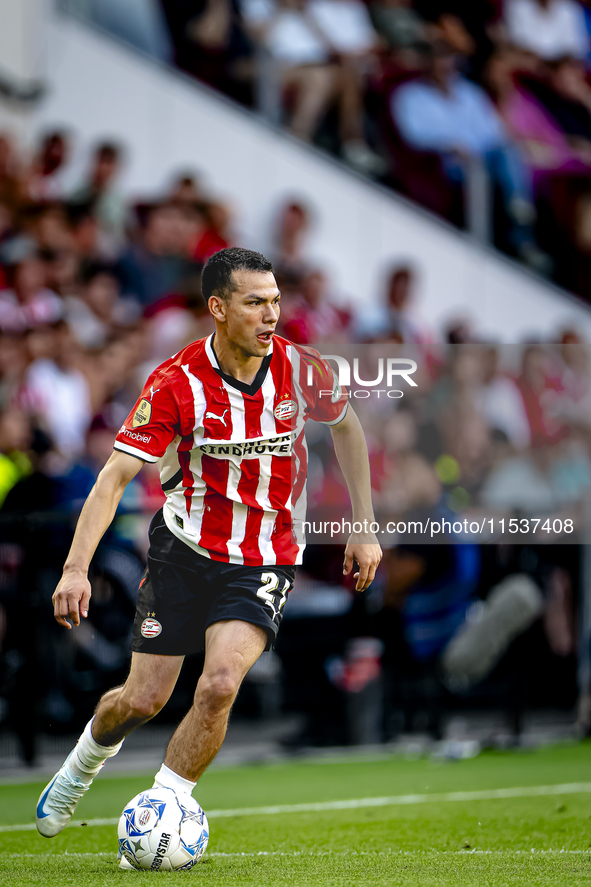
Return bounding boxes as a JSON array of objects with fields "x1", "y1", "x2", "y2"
[
  {"x1": 52, "y1": 450, "x2": 144, "y2": 630},
  {"x1": 54, "y1": 363, "x2": 182, "y2": 628}
]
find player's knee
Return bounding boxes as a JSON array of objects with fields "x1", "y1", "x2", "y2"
[
  {"x1": 121, "y1": 688, "x2": 169, "y2": 722},
  {"x1": 197, "y1": 669, "x2": 240, "y2": 711}
]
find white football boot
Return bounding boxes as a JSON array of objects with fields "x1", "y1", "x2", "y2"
[
  {"x1": 36, "y1": 751, "x2": 94, "y2": 837},
  {"x1": 119, "y1": 855, "x2": 136, "y2": 870}
]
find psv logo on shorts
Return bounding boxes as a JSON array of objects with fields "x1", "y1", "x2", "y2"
[
  {"x1": 141, "y1": 617, "x2": 162, "y2": 638},
  {"x1": 274, "y1": 399, "x2": 298, "y2": 420}
]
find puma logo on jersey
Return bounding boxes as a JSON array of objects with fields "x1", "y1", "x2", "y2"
[
  {"x1": 205, "y1": 408, "x2": 229, "y2": 426},
  {"x1": 149, "y1": 386, "x2": 160, "y2": 400}
]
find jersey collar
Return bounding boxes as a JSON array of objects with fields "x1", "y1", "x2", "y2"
[{"x1": 206, "y1": 333, "x2": 273, "y2": 397}]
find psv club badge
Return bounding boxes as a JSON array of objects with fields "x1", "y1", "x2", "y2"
[
  {"x1": 274, "y1": 399, "x2": 298, "y2": 420},
  {"x1": 133, "y1": 398, "x2": 152, "y2": 428},
  {"x1": 140, "y1": 616, "x2": 162, "y2": 638}
]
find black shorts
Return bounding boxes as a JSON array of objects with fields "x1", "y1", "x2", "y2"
[{"x1": 131, "y1": 509, "x2": 296, "y2": 656}]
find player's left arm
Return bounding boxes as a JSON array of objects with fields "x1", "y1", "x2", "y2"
[{"x1": 329, "y1": 406, "x2": 382, "y2": 592}]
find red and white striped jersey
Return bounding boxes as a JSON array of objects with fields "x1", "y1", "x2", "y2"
[{"x1": 114, "y1": 334, "x2": 348, "y2": 565}]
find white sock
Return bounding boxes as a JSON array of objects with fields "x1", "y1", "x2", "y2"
[
  {"x1": 70, "y1": 717, "x2": 124, "y2": 782},
  {"x1": 153, "y1": 763, "x2": 196, "y2": 796}
]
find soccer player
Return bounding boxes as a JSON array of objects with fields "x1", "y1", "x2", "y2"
[{"x1": 36, "y1": 247, "x2": 381, "y2": 838}]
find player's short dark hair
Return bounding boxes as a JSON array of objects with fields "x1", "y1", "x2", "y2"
[{"x1": 202, "y1": 247, "x2": 274, "y2": 303}]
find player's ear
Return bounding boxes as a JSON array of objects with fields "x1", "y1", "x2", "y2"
[{"x1": 208, "y1": 295, "x2": 227, "y2": 322}]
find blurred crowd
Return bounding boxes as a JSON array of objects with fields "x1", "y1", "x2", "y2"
[
  {"x1": 150, "y1": 0, "x2": 591, "y2": 297},
  {"x1": 0, "y1": 122, "x2": 589, "y2": 520},
  {"x1": 0, "y1": 111, "x2": 587, "y2": 750}
]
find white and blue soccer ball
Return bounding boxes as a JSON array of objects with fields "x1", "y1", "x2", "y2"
[{"x1": 118, "y1": 787, "x2": 209, "y2": 871}]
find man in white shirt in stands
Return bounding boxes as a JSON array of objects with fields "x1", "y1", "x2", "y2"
[
  {"x1": 392, "y1": 41, "x2": 548, "y2": 272},
  {"x1": 241, "y1": 0, "x2": 384, "y2": 173},
  {"x1": 504, "y1": 0, "x2": 589, "y2": 62}
]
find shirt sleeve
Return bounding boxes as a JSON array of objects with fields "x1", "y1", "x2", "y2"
[
  {"x1": 504, "y1": 0, "x2": 531, "y2": 50},
  {"x1": 299, "y1": 346, "x2": 349, "y2": 426},
  {"x1": 114, "y1": 372, "x2": 180, "y2": 463}
]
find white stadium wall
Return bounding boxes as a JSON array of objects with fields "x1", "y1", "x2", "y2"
[{"x1": 32, "y1": 10, "x2": 591, "y2": 342}]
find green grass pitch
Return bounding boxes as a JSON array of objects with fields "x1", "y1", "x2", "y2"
[{"x1": 1, "y1": 743, "x2": 591, "y2": 885}]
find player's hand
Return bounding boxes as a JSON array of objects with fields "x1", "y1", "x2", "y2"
[
  {"x1": 343, "y1": 534, "x2": 382, "y2": 592},
  {"x1": 52, "y1": 569, "x2": 92, "y2": 629}
]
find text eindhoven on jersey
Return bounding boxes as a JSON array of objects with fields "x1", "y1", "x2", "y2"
[{"x1": 198, "y1": 432, "x2": 297, "y2": 457}]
